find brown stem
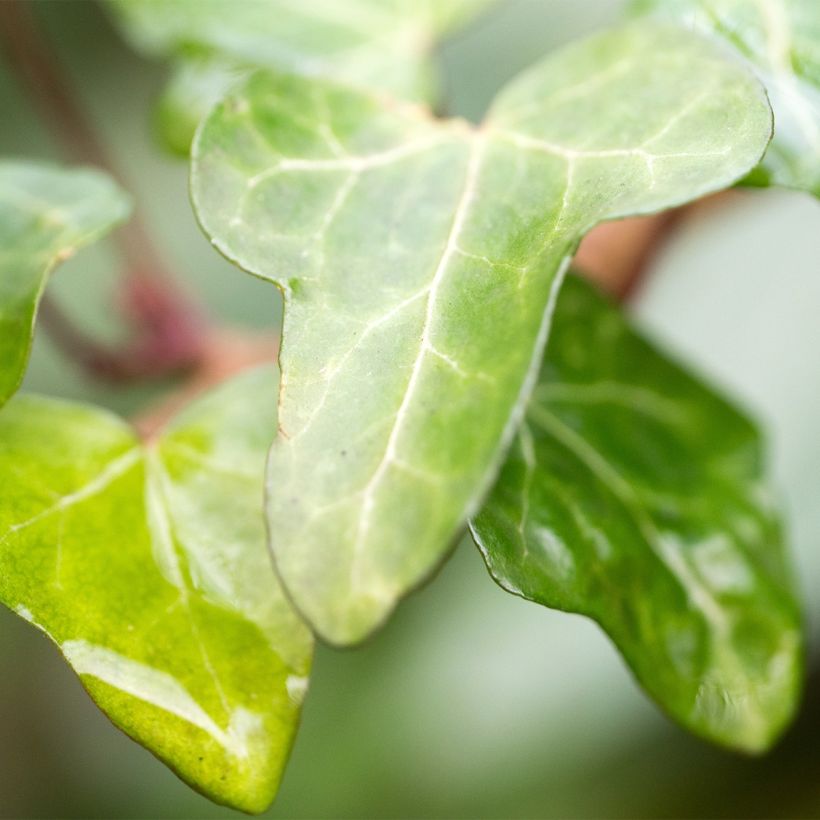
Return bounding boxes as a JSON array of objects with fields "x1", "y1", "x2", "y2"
[
  {"x1": 574, "y1": 193, "x2": 734, "y2": 300},
  {"x1": 0, "y1": 0, "x2": 207, "y2": 381},
  {"x1": 37, "y1": 278, "x2": 206, "y2": 383},
  {"x1": 575, "y1": 211, "x2": 683, "y2": 299},
  {"x1": 133, "y1": 329, "x2": 280, "y2": 440}
]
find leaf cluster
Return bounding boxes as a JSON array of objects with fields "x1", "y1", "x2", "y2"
[{"x1": 0, "y1": 0, "x2": 817, "y2": 811}]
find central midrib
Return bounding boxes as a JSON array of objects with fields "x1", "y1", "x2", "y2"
[{"x1": 347, "y1": 134, "x2": 487, "y2": 594}]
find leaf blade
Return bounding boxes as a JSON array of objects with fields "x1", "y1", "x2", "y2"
[
  {"x1": 0, "y1": 161, "x2": 130, "y2": 407},
  {"x1": 192, "y1": 22, "x2": 773, "y2": 645},
  {"x1": 633, "y1": 0, "x2": 820, "y2": 196},
  {"x1": 0, "y1": 367, "x2": 312, "y2": 813},
  {"x1": 470, "y1": 275, "x2": 803, "y2": 752}
]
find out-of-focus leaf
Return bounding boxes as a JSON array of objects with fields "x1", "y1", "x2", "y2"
[
  {"x1": 0, "y1": 367, "x2": 312, "y2": 814},
  {"x1": 633, "y1": 0, "x2": 820, "y2": 196},
  {"x1": 470, "y1": 275, "x2": 803, "y2": 753},
  {"x1": 154, "y1": 55, "x2": 246, "y2": 157},
  {"x1": 0, "y1": 161, "x2": 130, "y2": 406},
  {"x1": 107, "y1": 0, "x2": 495, "y2": 155},
  {"x1": 192, "y1": 22, "x2": 772, "y2": 646}
]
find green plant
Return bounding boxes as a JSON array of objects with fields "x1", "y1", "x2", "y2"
[{"x1": 0, "y1": 0, "x2": 817, "y2": 813}]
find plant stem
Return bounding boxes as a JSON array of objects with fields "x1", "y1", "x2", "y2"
[
  {"x1": 0, "y1": 0, "x2": 207, "y2": 381},
  {"x1": 575, "y1": 194, "x2": 733, "y2": 300},
  {"x1": 575, "y1": 211, "x2": 683, "y2": 299}
]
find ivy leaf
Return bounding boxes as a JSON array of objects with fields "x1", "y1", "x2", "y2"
[
  {"x1": 633, "y1": 0, "x2": 820, "y2": 196},
  {"x1": 0, "y1": 161, "x2": 130, "y2": 407},
  {"x1": 470, "y1": 275, "x2": 803, "y2": 752},
  {"x1": 192, "y1": 22, "x2": 772, "y2": 646},
  {"x1": 108, "y1": 0, "x2": 493, "y2": 155},
  {"x1": 0, "y1": 367, "x2": 313, "y2": 814},
  {"x1": 154, "y1": 55, "x2": 248, "y2": 157}
]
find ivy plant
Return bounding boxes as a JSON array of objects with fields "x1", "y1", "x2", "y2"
[
  {"x1": 0, "y1": 1, "x2": 818, "y2": 814},
  {"x1": 192, "y1": 21, "x2": 772, "y2": 647},
  {"x1": 633, "y1": 0, "x2": 820, "y2": 196},
  {"x1": 471, "y1": 274, "x2": 802, "y2": 752},
  {"x1": 0, "y1": 364, "x2": 311, "y2": 813},
  {"x1": 0, "y1": 162, "x2": 130, "y2": 406},
  {"x1": 107, "y1": 0, "x2": 492, "y2": 154}
]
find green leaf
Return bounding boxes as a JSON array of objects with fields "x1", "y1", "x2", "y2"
[
  {"x1": 108, "y1": 0, "x2": 493, "y2": 155},
  {"x1": 470, "y1": 275, "x2": 803, "y2": 753},
  {"x1": 0, "y1": 161, "x2": 130, "y2": 407},
  {"x1": 0, "y1": 367, "x2": 313, "y2": 814},
  {"x1": 154, "y1": 55, "x2": 247, "y2": 158},
  {"x1": 632, "y1": 0, "x2": 820, "y2": 196},
  {"x1": 192, "y1": 21, "x2": 772, "y2": 646}
]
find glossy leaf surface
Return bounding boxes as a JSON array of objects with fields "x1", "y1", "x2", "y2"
[
  {"x1": 634, "y1": 0, "x2": 820, "y2": 196},
  {"x1": 0, "y1": 161, "x2": 130, "y2": 406},
  {"x1": 0, "y1": 368, "x2": 312, "y2": 813},
  {"x1": 471, "y1": 275, "x2": 803, "y2": 752},
  {"x1": 108, "y1": 0, "x2": 492, "y2": 154},
  {"x1": 193, "y1": 22, "x2": 772, "y2": 645}
]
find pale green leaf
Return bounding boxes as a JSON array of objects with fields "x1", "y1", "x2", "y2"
[
  {"x1": 471, "y1": 275, "x2": 803, "y2": 753},
  {"x1": 192, "y1": 22, "x2": 772, "y2": 645},
  {"x1": 108, "y1": 0, "x2": 494, "y2": 154},
  {"x1": 0, "y1": 161, "x2": 130, "y2": 407},
  {"x1": 633, "y1": 0, "x2": 820, "y2": 196},
  {"x1": 0, "y1": 367, "x2": 312, "y2": 814},
  {"x1": 155, "y1": 55, "x2": 247, "y2": 158}
]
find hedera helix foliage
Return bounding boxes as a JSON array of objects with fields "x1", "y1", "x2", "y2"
[
  {"x1": 0, "y1": 162, "x2": 130, "y2": 406},
  {"x1": 0, "y1": 2, "x2": 818, "y2": 813},
  {"x1": 192, "y1": 22, "x2": 773, "y2": 647},
  {"x1": 471, "y1": 275, "x2": 802, "y2": 752},
  {"x1": 0, "y1": 365, "x2": 311, "y2": 814},
  {"x1": 633, "y1": 0, "x2": 820, "y2": 196},
  {"x1": 107, "y1": 0, "x2": 493, "y2": 154}
]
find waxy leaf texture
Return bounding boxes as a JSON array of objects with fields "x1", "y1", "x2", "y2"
[
  {"x1": 634, "y1": 0, "x2": 820, "y2": 196},
  {"x1": 0, "y1": 368, "x2": 312, "y2": 813},
  {"x1": 0, "y1": 161, "x2": 130, "y2": 407},
  {"x1": 193, "y1": 22, "x2": 773, "y2": 645},
  {"x1": 471, "y1": 276, "x2": 803, "y2": 752}
]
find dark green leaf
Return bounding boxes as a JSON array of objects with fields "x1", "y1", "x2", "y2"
[{"x1": 470, "y1": 275, "x2": 803, "y2": 752}]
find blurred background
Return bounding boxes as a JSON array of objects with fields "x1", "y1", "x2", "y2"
[{"x1": 1, "y1": 1, "x2": 819, "y2": 817}]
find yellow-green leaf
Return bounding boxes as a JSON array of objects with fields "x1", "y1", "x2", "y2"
[{"x1": 0, "y1": 367, "x2": 312, "y2": 813}]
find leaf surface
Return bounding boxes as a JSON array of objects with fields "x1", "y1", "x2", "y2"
[
  {"x1": 470, "y1": 275, "x2": 803, "y2": 752},
  {"x1": 0, "y1": 367, "x2": 312, "y2": 813},
  {"x1": 0, "y1": 161, "x2": 130, "y2": 406},
  {"x1": 192, "y1": 22, "x2": 772, "y2": 645},
  {"x1": 633, "y1": 0, "x2": 820, "y2": 196},
  {"x1": 108, "y1": 0, "x2": 493, "y2": 154}
]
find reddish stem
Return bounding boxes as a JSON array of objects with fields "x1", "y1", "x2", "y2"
[
  {"x1": 575, "y1": 193, "x2": 733, "y2": 300},
  {"x1": 0, "y1": 0, "x2": 206, "y2": 381}
]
